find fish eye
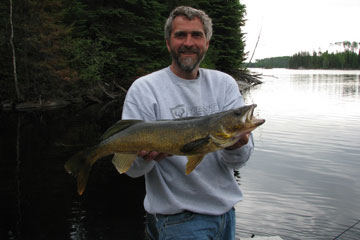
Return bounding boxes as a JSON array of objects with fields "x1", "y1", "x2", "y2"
[{"x1": 234, "y1": 109, "x2": 244, "y2": 116}]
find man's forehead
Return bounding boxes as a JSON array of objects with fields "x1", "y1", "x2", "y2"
[{"x1": 172, "y1": 15, "x2": 205, "y2": 33}]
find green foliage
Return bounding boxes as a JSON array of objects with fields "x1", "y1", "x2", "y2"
[
  {"x1": 0, "y1": 0, "x2": 248, "y2": 102},
  {"x1": 289, "y1": 50, "x2": 360, "y2": 69},
  {"x1": 0, "y1": 1, "x2": 13, "y2": 99},
  {"x1": 63, "y1": 0, "x2": 169, "y2": 90},
  {"x1": 198, "y1": 0, "x2": 247, "y2": 75},
  {"x1": 248, "y1": 56, "x2": 290, "y2": 68},
  {"x1": 0, "y1": 0, "x2": 76, "y2": 101}
]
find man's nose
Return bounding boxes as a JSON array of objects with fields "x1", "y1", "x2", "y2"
[{"x1": 183, "y1": 34, "x2": 194, "y2": 47}]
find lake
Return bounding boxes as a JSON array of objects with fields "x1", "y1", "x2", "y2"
[
  {"x1": 1, "y1": 69, "x2": 359, "y2": 240},
  {"x1": 236, "y1": 68, "x2": 360, "y2": 240}
]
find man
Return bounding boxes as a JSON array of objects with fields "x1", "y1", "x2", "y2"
[{"x1": 122, "y1": 6, "x2": 254, "y2": 240}]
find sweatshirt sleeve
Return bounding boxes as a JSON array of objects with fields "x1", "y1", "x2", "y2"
[{"x1": 220, "y1": 76, "x2": 255, "y2": 169}]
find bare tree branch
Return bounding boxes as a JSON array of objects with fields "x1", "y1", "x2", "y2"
[{"x1": 9, "y1": 0, "x2": 21, "y2": 101}]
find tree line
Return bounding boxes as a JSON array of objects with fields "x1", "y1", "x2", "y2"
[
  {"x1": 1, "y1": 0, "x2": 247, "y2": 103},
  {"x1": 248, "y1": 41, "x2": 360, "y2": 70},
  {"x1": 288, "y1": 49, "x2": 360, "y2": 69},
  {"x1": 247, "y1": 56, "x2": 290, "y2": 69}
]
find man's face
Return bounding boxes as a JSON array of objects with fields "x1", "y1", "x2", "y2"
[{"x1": 166, "y1": 15, "x2": 210, "y2": 73}]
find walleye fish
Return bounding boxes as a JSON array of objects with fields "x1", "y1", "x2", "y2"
[{"x1": 65, "y1": 104, "x2": 265, "y2": 195}]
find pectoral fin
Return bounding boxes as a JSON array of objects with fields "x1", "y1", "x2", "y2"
[
  {"x1": 186, "y1": 154, "x2": 206, "y2": 175},
  {"x1": 180, "y1": 137, "x2": 210, "y2": 153},
  {"x1": 112, "y1": 153, "x2": 137, "y2": 174}
]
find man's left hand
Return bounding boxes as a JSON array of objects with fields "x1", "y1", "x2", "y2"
[{"x1": 225, "y1": 133, "x2": 250, "y2": 150}]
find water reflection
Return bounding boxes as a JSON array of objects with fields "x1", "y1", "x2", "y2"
[
  {"x1": 69, "y1": 201, "x2": 87, "y2": 240},
  {"x1": 15, "y1": 116, "x2": 22, "y2": 240},
  {"x1": 0, "y1": 102, "x2": 146, "y2": 240},
  {"x1": 293, "y1": 73, "x2": 360, "y2": 98},
  {"x1": 237, "y1": 69, "x2": 360, "y2": 240}
]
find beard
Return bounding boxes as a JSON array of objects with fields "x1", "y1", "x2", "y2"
[{"x1": 170, "y1": 46, "x2": 206, "y2": 72}]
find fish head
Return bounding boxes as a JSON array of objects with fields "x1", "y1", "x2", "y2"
[{"x1": 210, "y1": 104, "x2": 265, "y2": 144}]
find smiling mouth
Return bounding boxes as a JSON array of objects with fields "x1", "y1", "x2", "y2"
[
  {"x1": 180, "y1": 52, "x2": 198, "y2": 56},
  {"x1": 179, "y1": 47, "x2": 199, "y2": 55}
]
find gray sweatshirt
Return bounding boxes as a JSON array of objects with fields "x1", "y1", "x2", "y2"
[{"x1": 122, "y1": 67, "x2": 254, "y2": 215}]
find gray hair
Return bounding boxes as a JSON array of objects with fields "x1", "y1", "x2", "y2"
[{"x1": 164, "y1": 6, "x2": 213, "y2": 41}]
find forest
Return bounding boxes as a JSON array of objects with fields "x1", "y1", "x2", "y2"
[
  {"x1": 1, "y1": 0, "x2": 249, "y2": 105},
  {"x1": 288, "y1": 49, "x2": 360, "y2": 69},
  {"x1": 248, "y1": 41, "x2": 360, "y2": 69}
]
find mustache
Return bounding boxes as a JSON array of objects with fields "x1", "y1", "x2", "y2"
[{"x1": 178, "y1": 47, "x2": 200, "y2": 54}]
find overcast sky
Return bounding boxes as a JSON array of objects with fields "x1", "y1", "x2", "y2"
[{"x1": 242, "y1": 0, "x2": 360, "y2": 60}]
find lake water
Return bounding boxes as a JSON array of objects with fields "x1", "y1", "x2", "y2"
[
  {"x1": 236, "y1": 68, "x2": 360, "y2": 239},
  {"x1": 1, "y1": 69, "x2": 360, "y2": 240}
]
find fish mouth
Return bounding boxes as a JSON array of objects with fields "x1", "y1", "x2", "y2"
[
  {"x1": 227, "y1": 104, "x2": 265, "y2": 142},
  {"x1": 241, "y1": 104, "x2": 265, "y2": 127}
]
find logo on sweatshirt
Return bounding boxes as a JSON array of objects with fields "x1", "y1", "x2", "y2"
[
  {"x1": 170, "y1": 103, "x2": 219, "y2": 119},
  {"x1": 170, "y1": 104, "x2": 187, "y2": 118}
]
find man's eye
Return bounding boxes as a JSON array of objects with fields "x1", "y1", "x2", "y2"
[
  {"x1": 192, "y1": 32, "x2": 203, "y2": 38},
  {"x1": 175, "y1": 32, "x2": 186, "y2": 38}
]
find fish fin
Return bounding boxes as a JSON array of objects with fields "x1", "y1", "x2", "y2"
[
  {"x1": 112, "y1": 153, "x2": 137, "y2": 174},
  {"x1": 101, "y1": 120, "x2": 143, "y2": 140},
  {"x1": 180, "y1": 137, "x2": 210, "y2": 153},
  {"x1": 64, "y1": 149, "x2": 93, "y2": 195},
  {"x1": 77, "y1": 164, "x2": 91, "y2": 195},
  {"x1": 186, "y1": 154, "x2": 206, "y2": 175}
]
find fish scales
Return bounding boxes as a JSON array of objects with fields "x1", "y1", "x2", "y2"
[
  {"x1": 104, "y1": 119, "x2": 213, "y2": 155},
  {"x1": 65, "y1": 104, "x2": 265, "y2": 195}
]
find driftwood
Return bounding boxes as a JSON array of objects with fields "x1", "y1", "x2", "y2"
[
  {"x1": 113, "y1": 81, "x2": 128, "y2": 93},
  {"x1": 230, "y1": 69, "x2": 263, "y2": 91},
  {"x1": 15, "y1": 99, "x2": 69, "y2": 111}
]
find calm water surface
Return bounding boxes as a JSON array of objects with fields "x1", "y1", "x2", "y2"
[
  {"x1": 236, "y1": 69, "x2": 360, "y2": 239},
  {"x1": 1, "y1": 69, "x2": 360, "y2": 240}
]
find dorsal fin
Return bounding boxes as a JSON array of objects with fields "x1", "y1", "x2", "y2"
[{"x1": 100, "y1": 120, "x2": 143, "y2": 140}]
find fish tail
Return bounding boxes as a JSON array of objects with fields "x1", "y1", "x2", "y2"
[
  {"x1": 64, "y1": 148, "x2": 95, "y2": 195},
  {"x1": 76, "y1": 163, "x2": 91, "y2": 195}
]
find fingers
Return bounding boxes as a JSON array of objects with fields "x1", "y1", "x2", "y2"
[
  {"x1": 225, "y1": 133, "x2": 251, "y2": 150},
  {"x1": 237, "y1": 133, "x2": 250, "y2": 146},
  {"x1": 241, "y1": 133, "x2": 250, "y2": 144},
  {"x1": 137, "y1": 150, "x2": 172, "y2": 162}
]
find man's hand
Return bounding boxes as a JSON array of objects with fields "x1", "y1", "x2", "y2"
[
  {"x1": 138, "y1": 150, "x2": 173, "y2": 162},
  {"x1": 225, "y1": 133, "x2": 250, "y2": 150}
]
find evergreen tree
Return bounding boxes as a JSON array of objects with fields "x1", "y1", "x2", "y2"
[
  {"x1": 288, "y1": 49, "x2": 359, "y2": 69},
  {"x1": 65, "y1": 0, "x2": 168, "y2": 92},
  {"x1": 2, "y1": 0, "x2": 75, "y2": 101},
  {"x1": 0, "y1": 1, "x2": 13, "y2": 100},
  {"x1": 0, "y1": 0, "x2": 250, "y2": 102},
  {"x1": 197, "y1": 0, "x2": 246, "y2": 76}
]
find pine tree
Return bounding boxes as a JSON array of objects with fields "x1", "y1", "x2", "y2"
[
  {"x1": 197, "y1": 0, "x2": 246, "y2": 75},
  {"x1": 0, "y1": 1, "x2": 14, "y2": 101},
  {"x1": 64, "y1": 0, "x2": 169, "y2": 91}
]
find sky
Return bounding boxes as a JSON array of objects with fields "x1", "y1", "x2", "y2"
[{"x1": 241, "y1": 0, "x2": 360, "y2": 60}]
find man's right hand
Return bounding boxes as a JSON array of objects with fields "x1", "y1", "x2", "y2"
[{"x1": 138, "y1": 150, "x2": 172, "y2": 162}]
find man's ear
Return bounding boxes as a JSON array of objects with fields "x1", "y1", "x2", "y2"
[
  {"x1": 166, "y1": 40, "x2": 171, "y2": 53},
  {"x1": 205, "y1": 40, "x2": 210, "y2": 51}
]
